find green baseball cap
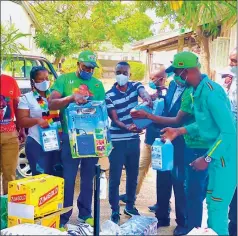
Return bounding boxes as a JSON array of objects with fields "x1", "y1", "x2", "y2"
[
  {"x1": 78, "y1": 50, "x2": 99, "y2": 68},
  {"x1": 165, "y1": 51, "x2": 200, "y2": 73}
]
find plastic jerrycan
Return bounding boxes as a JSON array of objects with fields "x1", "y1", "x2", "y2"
[
  {"x1": 151, "y1": 138, "x2": 174, "y2": 171},
  {"x1": 132, "y1": 98, "x2": 164, "y2": 129}
]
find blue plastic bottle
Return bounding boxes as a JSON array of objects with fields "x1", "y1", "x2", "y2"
[{"x1": 151, "y1": 138, "x2": 174, "y2": 171}]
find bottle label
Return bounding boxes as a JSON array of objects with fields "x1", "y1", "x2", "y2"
[
  {"x1": 41, "y1": 129, "x2": 59, "y2": 152},
  {"x1": 152, "y1": 145, "x2": 162, "y2": 169}
]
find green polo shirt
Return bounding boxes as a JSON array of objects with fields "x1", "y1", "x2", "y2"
[
  {"x1": 51, "y1": 72, "x2": 105, "y2": 133},
  {"x1": 180, "y1": 87, "x2": 210, "y2": 149}
]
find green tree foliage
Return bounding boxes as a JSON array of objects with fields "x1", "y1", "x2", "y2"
[
  {"x1": 129, "y1": 61, "x2": 145, "y2": 81},
  {"x1": 136, "y1": 1, "x2": 237, "y2": 34},
  {"x1": 30, "y1": 1, "x2": 153, "y2": 63},
  {"x1": 1, "y1": 23, "x2": 29, "y2": 62},
  {"x1": 61, "y1": 58, "x2": 103, "y2": 79}
]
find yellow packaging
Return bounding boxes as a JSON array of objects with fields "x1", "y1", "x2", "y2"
[
  {"x1": 8, "y1": 207, "x2": 72, "y2": 229},
  {"x1": 8, "y1": 214, "x2": 60, "y2": 229},
  {"x1": 8, "y1": 174, "x2": 64, "y2": 218}
]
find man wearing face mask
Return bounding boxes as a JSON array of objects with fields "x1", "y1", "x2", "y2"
[
  {"x1": 48, "y1": 50, "x2": 105, "y2": 227},
  {"x1": 105, "y1": 61, "x2": 152, "y2": 224},
  {"x1": 119, "y1": 69, "x2": 168, "y2": 207},
  {"x1": 219, "y1": 48, "x2": 237, "y2": 236},
  {"x1": 132, "y1": 68, "x2": 188, "y2": 236},
  {"x1": 161, "y1": 51, "x2": 236, "y2": 236}
]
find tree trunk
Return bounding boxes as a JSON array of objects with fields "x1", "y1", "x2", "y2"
[
  {"x1": 196, "y1": 26, "x2": 211, "y2": 77},
  {"x1": 53, "y1": 57, "x2": 61, "y2": 69}
]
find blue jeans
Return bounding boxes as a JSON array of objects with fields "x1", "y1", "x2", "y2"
[
  {"x1": 229, "y1": 188, "x2": 237, "y2": 236},
  {"x1": 156, "y1": 137, "x2": 186, "y2": 227},
  {"x1": 109, "y1": 139, "x2": 140, "y2": 212},
  {"x1": 60, "y1": 133, "x2": 98, "y2": 225},
  {"x1": 184, "y1": 147, "x2": 208, "y2": 230},
  {"x1": 25, "y1": 136, "x2": 60, "y2": 176}
]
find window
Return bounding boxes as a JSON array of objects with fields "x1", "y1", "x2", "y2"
[
  {"x1": 131, "y1": 56, "x2": 135, "y2": 61},
  {"x1": 123, "y1": 56, "x2": 128, "y2": 61}
]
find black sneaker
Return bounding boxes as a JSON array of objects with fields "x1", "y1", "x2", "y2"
[
  {"x1": 110, "y1": 212, "x2": 120, "y2": 225},
  {"x1": 119, "y1": 194, "x2": 127, "y2": 204},
  {"x1": 157, "y1": 219, "x2": 170, "y2": 228},
  {"x1": 124, "y1": 207, "x2": 140, "y2": 217}
]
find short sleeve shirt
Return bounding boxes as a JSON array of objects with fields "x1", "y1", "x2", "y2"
[
  {"x1": 18, "y1": 91, "x2": 47, "y2": 144},
  {"x1": 105, "y1": 82, "x2": 144, "y2": 141},
  {"x1": 0, "y1": 74, "x2": 21, "y2": 133},
  {"x1": 180, "y1": 87, "x2": 209, "y2": 149},
  {"x1": 51, "y1": 72, "x2": 105, "y2": 133}
]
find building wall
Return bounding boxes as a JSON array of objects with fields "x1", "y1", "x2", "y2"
[{"x1": 1, "y1": 1, "x2": 42, "y2": 56}]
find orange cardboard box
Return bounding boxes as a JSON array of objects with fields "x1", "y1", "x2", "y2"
[{"x1": 8, "y1": 174, "x2": 64, "y2": 218}]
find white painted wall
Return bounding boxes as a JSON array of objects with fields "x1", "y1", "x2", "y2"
[{"x1": 1, "y1": 1, "x2": 42, "y2": 56}]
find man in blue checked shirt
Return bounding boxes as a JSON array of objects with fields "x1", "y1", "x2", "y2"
[{"x1": 105, "y1": 61, "x2": 151, "y2": 225}]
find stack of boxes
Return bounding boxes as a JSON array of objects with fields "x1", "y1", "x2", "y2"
[{"x1": 7, "y1": 174, "x2": 69, "y2": 229}]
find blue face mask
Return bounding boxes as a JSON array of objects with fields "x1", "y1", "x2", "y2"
[
  {"x1": 149, "y1": 81, "x2": 157, "y2": 89},
  {"x1": 80, "y1": 70, "x2": 93, "y2": 80},
  {"x1": 174, "y1": 75, "x2": 187, "y2": 86},
  {"x1": 230, "y1": 66, "x2": 238, "y2": 75}
]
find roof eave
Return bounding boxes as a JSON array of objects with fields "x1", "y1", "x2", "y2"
[{"x1": 20, "y1": 1, "x2": 42, "y2": 31}]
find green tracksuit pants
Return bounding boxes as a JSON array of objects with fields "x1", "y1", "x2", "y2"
[{"x1": 206, "y1": 151, "x2": 236, "y2": 235}]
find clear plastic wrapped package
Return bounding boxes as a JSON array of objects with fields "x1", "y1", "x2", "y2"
[
  {"x1": 66, "y1": 223, "x2": 93, "y2": 235},
  {"x1": 119, "y1": 216, "x2": 158, "y2": 235},
  {"x1": 100, "y1": 220, "x2": 121, "y2": 235},
  {"x1": 0, "y1": 223, "x2": 67, "y2": 235}
]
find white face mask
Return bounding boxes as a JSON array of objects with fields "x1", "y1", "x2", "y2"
[
  {"x1": 34, "y1": 80, "x2": 50, "y2": 91},
  {"x1": 116, "y1": 74, "x2": 129, "y2": 86}
]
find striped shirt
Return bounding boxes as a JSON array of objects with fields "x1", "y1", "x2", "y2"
[{"x1": 105, "y1": 82, "x2": 144, "y2": 141}]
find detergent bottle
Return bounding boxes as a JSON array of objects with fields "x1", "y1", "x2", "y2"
[{"x1": 151, "y1": 138, "x2": 174, "y2": 171}]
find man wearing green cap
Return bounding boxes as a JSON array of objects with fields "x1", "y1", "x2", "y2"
[
  {"x1": 48, "y1": 50, "x2": 105, "y2": 227},
  {"x1": 160, "y1": 51, "x2": 236, "y2": 235}
]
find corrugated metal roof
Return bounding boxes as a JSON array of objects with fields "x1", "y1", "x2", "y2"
[{"x1": 131, "y1": 28, "x2": 192, "y2": 50}]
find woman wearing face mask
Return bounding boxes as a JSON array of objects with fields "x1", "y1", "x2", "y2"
[{"x1": 17, "y1": 66, "x2": 62, "y2": 176}]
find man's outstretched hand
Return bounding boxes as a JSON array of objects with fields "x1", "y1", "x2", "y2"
[
  {"x1": 130, "y1": 110, "x2": 149, "y2": 119},
  {"x1": 127, "y1": 124, "x2": 143, "y2": 133},
  {"x1": 160, "y1": 127, "x2": 181, "y2": 141}
]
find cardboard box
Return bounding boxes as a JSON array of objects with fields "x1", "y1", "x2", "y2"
[
  {"x1": 8, "y1": 206, "x2": 72, "y2": 229},
  {"x1": 8, "y1": 174, "x2": 64, "y2": 218}
]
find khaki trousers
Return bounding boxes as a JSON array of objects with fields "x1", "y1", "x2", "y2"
[
  {"x1": 0, "y1": 131, "x2": 19, "y2": 194},
  {"x1": 136, "y1": 143, "x2": 152, "y2": 195}
]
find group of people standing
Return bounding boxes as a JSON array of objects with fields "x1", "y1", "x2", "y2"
[{"x1": 0, "y1": 48, "x2": 237, "y2": 236}]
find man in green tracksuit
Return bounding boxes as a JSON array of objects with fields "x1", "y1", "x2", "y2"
[{"x1": 160, "y1": 51, "x2": 236, "y2": 235}]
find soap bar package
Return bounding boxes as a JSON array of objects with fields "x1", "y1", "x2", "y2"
[
  {"x1": 8, "y1": 174, "x2": 64, "y2": 218},
  {"x1": 132, "y1": 98, "x2": 164, "y2": 129},
  {"x1": 66, "y1": 101, "x2": 112, "y2": 158}
]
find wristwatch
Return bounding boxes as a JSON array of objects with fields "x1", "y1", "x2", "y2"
[{"x1": 204, "y1": 156, "x2": 212, "y2": 163}]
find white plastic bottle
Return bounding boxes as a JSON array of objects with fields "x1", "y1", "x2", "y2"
[{"x1": 100, "y1": 172, "x2": 107, "y2": 200}]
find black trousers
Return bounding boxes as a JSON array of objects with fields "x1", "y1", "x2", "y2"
[{"x1": 155, "y1": 137, "x2": 187, "y2": 227}]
